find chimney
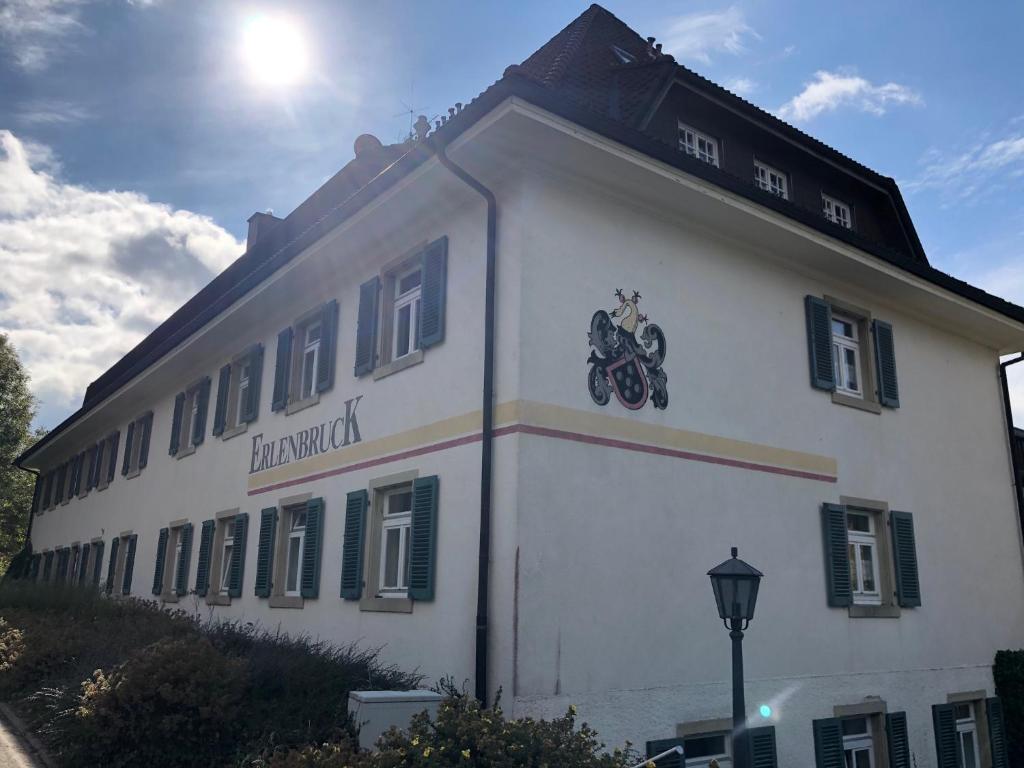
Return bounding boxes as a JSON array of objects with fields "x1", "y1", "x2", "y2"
[{"x1": 247, "y1": 211, "x2": 282, "y2": 251}]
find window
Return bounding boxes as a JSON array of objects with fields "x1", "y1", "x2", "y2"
[
  {"x1": 170, "y1": 379, "x2": 210, "y2": 456},
  {"x1": 69, "y1": 544, "x2": 81, "y2": 586},
  {"x1": 831, "y1": 313, "x2": 862, "y2": 399},
  {"x1": 121, "y1": 412, "x2": 153, "y2": 477},
  {"x1": 379, "y1": 488, "x2": 413, "y2": 597},
  {"x1": 236, "y1": 361, "x2": 251, "y2": 426},
  {"x1": 109, "y1": 532, "x2": 138, "y2": 596},
  {"x1": 271, "y1": 301, "x2": 338, "y2": 413},
  {"x1": 151, "y1": 522, "x2": 193, "y2": 601},
  {"x1": 219, "y1": 518, "x2": 236, "y2": 597},
  {"x1": 253, "y1": 497, "x2": 324, "y2": 607},
  {"x1": 846, "y1": 512, "x2": 881, "y2": 606},
  {"x1": 822, "y1": 193, "x2": 852, "y2": 229},
  {"x1": 300, "y1": 321, "x2": 321, "y2": 400},
  {"x1": 678, "y1": 122, "x2": 719, "y2": 167},
  {"x1": 754, "y1": 160, "x2": 788, "y2": 199},
  {"x1": 392, "y1": 266, "x2": 422, "y2": 362},
  {"x1": 954, "y1": 703, "x2": 981, "y2": 768},
  {"x1": 96, "y1": 430, "x2": 120, "y2": 490},
  {"x1": 841, "y1": 717, "x2": 874, "y2": 768},
  {"x1": 285, "y1": 506, "x2": 306, "y2": 597},
  {"x1": 684, "y1": 732, "x2": 730, "y2": 768},
  {"x1": 213, "y1": 346, "x2": 263, "y2": 438}
]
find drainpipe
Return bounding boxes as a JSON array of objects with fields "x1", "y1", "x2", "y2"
[
  {"x1": 435, "y1": 141, "x2": 497, "y2": 706},
  {"x1": 999, "y1": 354, "x2": 1024, "y2": 539}
]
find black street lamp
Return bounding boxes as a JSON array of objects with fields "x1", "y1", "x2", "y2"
[{"x1": 708, "y1": 547, "x2": 763, "y2": 768}]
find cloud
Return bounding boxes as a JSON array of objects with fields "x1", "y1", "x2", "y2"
[
  {"x1": 725, "y1": 77, "x2": 756, "y2": 97},
  {"x1": 777, "y1": 70, "x2": 922, "y2": 122},
  {"x1": 904, "y1": 133, "x2": 1024, "y2": 201},
  {"x1": 0, "y1": 131, "x2": 244, "y2": 424},
  {"x1": 15, "y1": 99, "x2": 94, "y2": 125},
  {"x1": 0, "y1": 0, "x2": 87, "y2": 71},
  {"x1": 661, "y1": 6, "x2": 759, "y2": 65}
]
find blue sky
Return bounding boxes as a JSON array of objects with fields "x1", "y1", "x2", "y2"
[{"x1": 2, "y1": 0, "x2": 1023, "y2": 429}]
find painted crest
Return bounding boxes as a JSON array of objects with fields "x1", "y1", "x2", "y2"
[{"x1": 587, "y1": 289, "x2": 668, "y2": 410}]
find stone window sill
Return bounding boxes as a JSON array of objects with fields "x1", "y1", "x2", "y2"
[
  {"x1": 160, "y1": 592, "x2": 179, "y2": 603},
  {"x1": 205, "y1": 594, "x2": 231, "y2": 606},
  {"x1": 269, "y1": 595, "x2": 304, "y2": 609},
  {"x1": 176, "y1": 445, "x2": 197, "y2": 461},
  {"x1": 286, "y1": 394, "x2": 320, "y2": 416},
  {"x1": 359, "y1": 596, "x2": 413, "y2": 614},
  {"x1": 832, "y1": 392, "x2": 882, "y2": 414},
  {"x1": 849, "y1": 603, "x2": 901, "y2": 619},
  {"x1": 220, "y1": 422, "x2": 248, "y2": 441},
  {"x1": 372, "y1": 349, "x2": 424, "y2": 381}
]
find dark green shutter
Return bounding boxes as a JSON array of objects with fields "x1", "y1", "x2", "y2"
[
  {"x1": 91, "y1": 541, "x2": 104, "y2": 587},
  {"x1": 174, "y1": 523, "x2": 193, "y2": 595},
  {"x1": 78, "y1": 543, "x2": 91, "y2": 582},
  {"x1": 821, "y1": 503, "x2": 851, "y2": 607},
  {"x1": 409, "y1": 475, "x2": 439, "y2": 601},
  {"x1": 213, "y1": 364, "x2": 231, "y2": 436},
  {"x1": 121, "y1": 534, "x2": 137, "y2": 595},
  {"x1": 886, "y1": 712, "x2": 911, "y2": 768},
  {"x1": 872, "y1": 319, "x2": 900, "y2": 408},
  {"x1": 813, "y1": 717, "x2": 844, "y2": 768},
  {"x1": 41, "y1": 471, "x2": 52, "y2": 508},
  {"x1": 340, "y1": 490, "x2": 367, "y2": 599},
  {"x1": 91, "y1": 441, "x2": 104, "y2": 488},
  {"x1": 315, "y1": 300, "x2": 338, "y2": 393},
  {"x1": 31, "y1": 474, "x2": 42, "y2": 513},
  {"x1": 890, "y1": 511, "x2": 921, "y2": 607},
  {"x1": 122, "y1": 422, "x2": 135, "y2": 474},
  {"x1": 152, "y1": 527, "x2": 169, "y2": 595},
  {"x1": 750, "y1": 725, "x2": 778, "y2": 768},
  {"x1": 932, "y1": 703, "x2": 959, "y2": 768},
  {"x1": 138, "y1": 412, "x2": 153, "y2": 468},
  {"x1": 169, "y1": 393, "x2": 185, "y2": 455},
  {"x1": 354, "y1": 276, "x2": 379, "y2": 376},
  {"x1": 192, "y1": 378, "x2": 211, "y2": 446},
  {"x1": 54, "y1": 463, "x2": 65, "y2": 504},
  {"x1": 300, "y1": 497, "x2": 325, "y2": 598},
  {"x1": 106, "y1": 431, "x2": 119, "y2": 484},
  {"x1": 271, "y1": 327, "x2": 293, "y2": 411},
  {"x1": 805, "y1": 295, "x2": 836, "y2": 391},
  {"x1": 195, "y1": 520, "x2": 215, "y2": 596},
  {"x1": 105, "y1": 537, "x2": 118, "y2": 594},
  {"x1": 242, "y1": 345, "x2": 263, "y2": 423},
  {"x1": 420, "y1": 237, "x2": 448, "y2": 348},
  {"x1": 988, "y1": 697, "x2": 1009, "y2": 768},
  {"x1": 228, "y1": 513, "x2": 248, "y2": 598},
  {"x1": 254, "y1": 507, "x2": 277, "y2": 597},
  {"x1": 644, "y1": 738, "x2": 684, "y2": 767}
]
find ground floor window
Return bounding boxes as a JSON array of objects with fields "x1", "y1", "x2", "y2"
[
  {"x1": 683, "y1": 732, "x2": 731, "y2": 767},
  {"x1": 284, "y1": 505, "x2": 307, "y2": 597},
  {"x1": 379, "y1": 486, "x2": 412, "y2": 597},
  {"x1": 841, "y1": 716, "x2": 874, "y2": 768},
  {"x1": 954, "y1": 703, "x2": 981, "y2": 768}
]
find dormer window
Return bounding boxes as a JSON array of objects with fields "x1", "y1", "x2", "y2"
[
  {"x1": 822, "y1": 193, "x2": 852, "y2": 229},
  {"x1": 678, "y1": 122, "x2": 719, "y2": 167},
  {"x1": 611, "y1": 44, "x2": 635, "y2": 64},
  {"x1": 754, "y1": 160, "x2": 788, "y2": 199}
]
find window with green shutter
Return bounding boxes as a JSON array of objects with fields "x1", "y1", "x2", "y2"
[
  {"x1": 409, "y1": 476, "x2": 439, "y2": 601},
  {"x1": 121, "y1": 534, "x2": 137, "y2": 595},
  {"x1": 805, "y1": 295, "x2": 835, "y2": 391},
  {"x1": 195, "y1": 520, "x2": 215, "y2": 596},
  {"x1": 152, "y1": 528, "x2": 169, "y2": 595},
  {"x1": 169, "y1": 393, "x2": 185, "y2": 455},
  {"x1": 213, "y1": 364, "x2": 231, "y2": 437},
  {"x1": 300, "y1": 498, "x2": 325, "y2": 598},
  {"x1": 315, "y1": 301, "x2": 338, "y2": 393},
  {"x1": 354, "y1": 277, "x2": 380, "y2": 376},
  {"x1": 821, "y1": 503, "x2": 851, "y2": 607},
  {"x1": 340, "y1": 490, "x2": 367, "y2": 599},
  {"x1": 121, "y1": 421, "x2": 135, "y2": 475},
  {"x1": 105, "y1": 537, "x2": 118, "y2": 594},
  {"x1": 228, "y1": 512, "x2": 248, "y2": 598},
  {"x1": 872, "y1": 319, "x2": 900, "y2": 408},
  {"x1": 420, "y1": 237, "x2": 448, "y2": 349},
  {"x1": 192, "y1": 379, "x2": 210, "y2": 446},
  {"x1": 174, "y1": 523, "x2": 194, "y2": 596},
  {"x1": 254, "y1": 507, "x2": 277, "y2": 597},
  {"x1": 890, "y1": 511, "x2": 921, "y2": 607},
  {"x1": 240, "y1": 345, "x2": 263, "y2": 423},
  {"x1": 272, "y1": 327, "x2": 293, "y2": 411},
  {"x1": 932, "y1": 704, "x2": 959, "y2": 768},
  {"x1": 91, "y1": 540, "x2": 104, "y2": 587},
  {"x1": 78, "y1": 543, "x2": 91, "y2": 583},
  {"x1": 813, "y1": 717, "x2": 844, "y2": 768}
]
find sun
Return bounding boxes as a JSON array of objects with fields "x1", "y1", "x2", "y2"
[{"x1": 241, "y1": 13, "x2": 309, "y2": 88}]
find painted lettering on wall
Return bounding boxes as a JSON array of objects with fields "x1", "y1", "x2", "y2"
[{"x1": 249, "y1": 396, "x2": 363, "y2": 474}]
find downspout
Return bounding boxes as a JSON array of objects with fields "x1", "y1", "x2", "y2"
[
  {"x1": 999, "y1": 354, "x2": 1024, "y2": 539},
  {"x1": 435, "y1": 141, "x2": 497, "y2": 706}
]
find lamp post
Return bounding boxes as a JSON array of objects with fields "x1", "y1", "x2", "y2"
[{"x1": 708, "y1": 547, "x2": 763, "y2": 768}]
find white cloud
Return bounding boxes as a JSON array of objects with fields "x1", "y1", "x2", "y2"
[
  {"x1": 777, "y1": 70, "x2": 922, "y2": 122},
  {"x1": 661, "y1": 6, "x2": 759, "y2": 65},
  {"x1": 0, "y1": 131, "x2": 244, "y2": 422},
  {"x1": 725, "y1": 77, "x2": 756, "y2": 97},
  {"x1": 0, "y1": 0, "x2": 87, "y2": 71},
  {"x1": 904, "y1": 133, "x2": 1024, "y2": 201},
  {"x1": 15, "y1": 99, "x2": 94, "y2": 125}
]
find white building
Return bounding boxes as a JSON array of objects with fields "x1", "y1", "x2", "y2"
[{"x1": 15, "y1": 6, "x2": 1024, "y2": 768}]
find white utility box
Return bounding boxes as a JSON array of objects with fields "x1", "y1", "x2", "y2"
[{"x1": 347, "y1": 689, "x2": 444, "y2": 751}]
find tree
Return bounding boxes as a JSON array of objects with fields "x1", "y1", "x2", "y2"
[{"x1": 0, "y1": 334, "x2": 41, "y2": 573}]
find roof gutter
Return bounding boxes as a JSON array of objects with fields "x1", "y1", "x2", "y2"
[
  {"x1": 434, "y1": 139, "x2": 497, "y2": 706},
  {"x1": 999, "y1": 354, "x2": 1024, "y2": 542}
]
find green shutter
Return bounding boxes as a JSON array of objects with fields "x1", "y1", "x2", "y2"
[
  {"x1": 121, "y1": 534, "x2": 137, "y2": 595},
  {"x1": 169, "y1": 393, "x2": 185, "y2": 455},
  {"x1": 228, "y1": 512, "x2": 248, "y2": 598},
  {"x1": 805, "y1": 295, "x2": 836, "y2": 392},
  {"x1": 315, "y1": 300, "x2": 338, "y2": 393},
  {"x1": 932, "y1": 703, "x2": 959, "y2": 768},
  {"x1": 300, "y1": 497, "x2": 325, "y2": 598},
  {"x1": 105, "y1": 537, "x2": 119, "y2": 594},
  {"x1": 271, "y1": 327, "x2": 293, "y2": 411},
  {"x1": 91, "y1": 541, "x2": 104, "y2": 587},
  {"x1": 408, "y1": 475, "x2": 439, "y2": 601},
  {"x1": 886, "y1": 712, "x2": 911, "y2": 768},
  {"x1": 78, "y1": 543, "x2": 91, "y2": 582},
  {"x1": 987, "y1": 697, "x2": 1009, "y2": 768},
  {"x1": 213, "y1": 364, "x2": 231, "y2": 436},
  {"x1": 174, "y1": 523, "x2": 193, "y2": 595},
  {"x1": 821, "y1": 503, "x2": 851, "y2": 607},
  {"x1": 890, "y1": 511, "x2": 921, "y2": 607},
  {"x1": 92, "y1": 442, "x2": 105, "y2": 488},
  {"x1": 813, "y1": 717, "x2": 844, "y2": 768},
  {"x1": 420, "y1": 237, "x2": 448, "y2": 348},
  {"x1": 354, "y1": 276, "x2": 379, "y2": 376},
  {"x1": 106, "y1": 431, "x2": 120, "y2": 484},
  {"x1": 644, "y1": 738, "x2": 684, "y2": 767},
  {"x1": 242, "y1": 345, "x2": 263, "y2": 423},
  {"x1": 750, "y1": 725, "x2": 778, "y2": 768},
  {"x1": 138, "y1": 412, "x2": 153, "y2": 468},
  {"x1": 195, "y1": 520, "x2": 215, "y2": 596},
  {"x1": 192, "y1": 378, "x2": 211, "y2": 446},
  {"x1": 31, "y1": 474, "x2": 43, "y2": 513},
  {"x1": 152, "y1": 527, "x2": 169, "y2": 595},
  {"x1": 872, "y1": 319, "x2": 900, "y2": 408},
  {"x1": 121, "y1": 421, "x2": 135, "y2": 475},
  {"x1": 340, "y1": 490, "x2": 367, "y2": 599},
  {"x1": 254, "y1": 507, "x2": 277, "y2": 597}
]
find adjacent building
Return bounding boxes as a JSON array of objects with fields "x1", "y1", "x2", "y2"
[{"x1": 15, "y1": 6, "x2": 1024, "y2": 767}]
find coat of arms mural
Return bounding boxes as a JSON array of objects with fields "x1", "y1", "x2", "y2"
[{"x1": 587, "y1": 289, "x2": 668, "y2": 410}]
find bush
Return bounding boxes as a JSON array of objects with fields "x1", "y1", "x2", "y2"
[
  {"x1": 994, "y1": 649, "x2": 1024, "y2": 767},
  {"x1": 68, "y1": 635, "x2": 248, "y2": 767}
]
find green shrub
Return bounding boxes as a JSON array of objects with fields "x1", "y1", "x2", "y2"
[
  {"x1": 0, "y1": 617, "x2": 24, "y2": 672},
  {"x1": 994, "y1": 649, "x2": 1024, "y2": 767},
  {"x1": 68, "y1": 635, "x2": 248, "y2": 768}
]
